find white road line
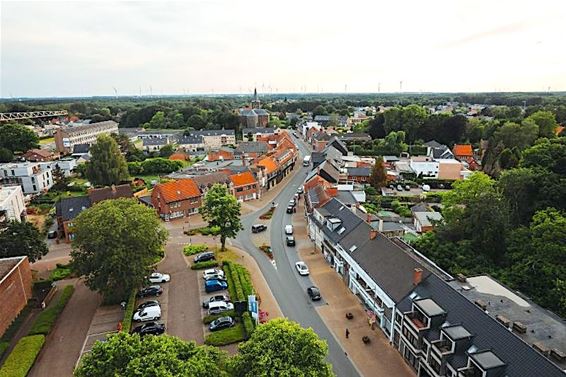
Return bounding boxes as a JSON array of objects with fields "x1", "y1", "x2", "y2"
[{"x1": 271, "y1": 259, "x2": 277, "y2": 269}]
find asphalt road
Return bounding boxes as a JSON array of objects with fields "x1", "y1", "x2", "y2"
[{"x1": 234, "y1": 135, "x2": 361, "y2": 377}]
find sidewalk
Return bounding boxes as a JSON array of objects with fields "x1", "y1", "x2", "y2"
[{"x1": 292, "y1": 202, "x2": 413, "y2": 377}]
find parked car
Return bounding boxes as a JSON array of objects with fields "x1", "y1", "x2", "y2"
[
  {"x1": 137, "y1": 285, "x2": 163, "y2": 298},
  {"x1": 285, "y1": 225, "x2": 293, "y2": 235},
  {"x1": 204, "y1": 273, "x2": 226, "y2": 282},
  {"x1": 202, "y1": 294, "x2": 230, "y2": 309},
  {"x1": 289, "y1": 199, "x2": 296, "y2": 207},
  {"x1": 137, "y1": 300, "x2": 160, "y2": 311},
  {"x1": 307, "y1": 286, "x2": 321, "y2": 301},
  {"x1": 132, "y1": 321, "x2": 165, "y2": 336},
  {"x1": 404, "y1": 185, "x2": 411, "y2": 191},
  {"x1": 203, "y1": 268, "x2": 224, "y2": 280},
  {"x1": 207, "y1": 301, "x2": 235, "y2": 315},
  {"x1": 251, "y1": 224, "x2": 267, "y2": 233},
  {"x1": 422, "y1": 184, "x2": 431, "y2": 192},
  {"x1": 209, "y1": 316, "x2": 235, "y2": 331},
  {"x1": 205, "y1": 279, "x2": 228, "y2": 293},
  {"x1": 286, "y1": 205, "x2": 295, "y2": 214},
  {"x1": 133, "y1": 305, "x2": 161, "y2": 322},
  {"x1": 47, "y1": 230, "x2": 58, "y2": 239},
  {"x1": 396, "y1": 185, "x2": 403, "y2": 192},
  {"x1": 297, "y1": 187, "x2": 304, "y2": 194},
  {"x1": 148, "y1": 272, "x2": 170, "y2": 283},
  {"x1": 286, "y1": 236, "x2": 296, "y2": 246},
  {"x1": 295, "y1": 261, "x2": 309, "y2": 276},
  {"x1": 194, "y1": 252, "x2": 215, "y2": 263}
]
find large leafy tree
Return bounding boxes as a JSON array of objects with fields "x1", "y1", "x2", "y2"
[
  {"x1": 526, "y1": 110, "x2": 558, "y2": 138},
  {"x1": 520, "y1": 137, "x2": 566, "y2": 175},
  {"x1": 70, "y1": 199, "x2": 168, "y2": 302},
  {"x1": 0, "y1": 221, "x2": 48, "y2": 262},
  {"x1": 86, "y1": 134, "x2": 129, "y2": 187},
  {"x1": 493, "y1": 120, "x2": 538, "y2": 150},
  {"x1": 368, "y1": 157, "x2": 387, "y2": 190},
  {"x1": 230, "y1": 318, "x2": 334, "y2": 377},
  {"x1": 75, "y1": 332, "x2": 228, "y2": 377},
  {"x1": 0, "y1": 123, "x2": 39, "y2": 153},
  {"x1": 200, "y1": 184, "x2": 242, "y2": 251}
]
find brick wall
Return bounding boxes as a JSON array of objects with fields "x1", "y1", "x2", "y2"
[{"x1": 0, "y1": 258, "x2": 32, "y2": 337}]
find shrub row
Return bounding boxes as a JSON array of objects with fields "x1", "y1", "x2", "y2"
[
  {"x1": 233, "y1": 264, "x2": 254, "y2": 298},
  {"x1": 28, "y1": 285, "x2": 75, "y2": 335},
  {"x1": 222, "y1": 263, "x2": 237, "y2": 300},
  {"x1": 0, "y1": 341, "x2": 9, "y2": 359},
  {"x1": 122, "y1": 290, "x2": 137, "y2": 333},
  {"x1": 242, "y1": 312, "x2": 255, "y2": 339},
  {"x1": 184, "y1": 226, "x2": 220, "y2": 237},
  {"x1": 191, "y1": 260, "x2": 219, "y2": 270},
  {"x1": 204, "y1": 323, "x2": 246, "y2": 346},
  {"x1": 202, "y1": 310, "x2": 237, "y2": 324},
  {"x1": 183, "y1": 243, "x2": 209, "y2": 256},
  {"x1": 0, "y1": 335, "x2": 45, "y2": 377}
]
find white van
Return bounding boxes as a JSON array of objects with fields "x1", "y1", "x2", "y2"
[
  {"x1": 285, "y1": 225, "x2": 293, "y2": 235},
  {"x1": 207, "y1": 301, "x2": 234, "y2": 315},
  {"x1": 133, "y1": 305, "x2": 161, "y2": 322}
]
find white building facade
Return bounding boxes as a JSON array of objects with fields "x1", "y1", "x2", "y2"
[
  {"x1": 0, "y1": 162, "x2": 54, "y2": 194},
  {"x1": 0, "y1": 185, "x2": 26, "y2": 222}
]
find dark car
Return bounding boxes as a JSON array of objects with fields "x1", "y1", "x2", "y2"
[
  {"x1": 251, "y1": 224, "x2": 267, "y2": 233},
  {"x1": 132, "y1": 321, "x2": 165, "y2": 336},
  {"x1": 307, "y1": 286, "x2": 321, "y2": 301},
  {"x1": 286, "y1": 236, "x2": 296, "y2": 247},
  {"x1": 137, "y1": 300, "x2": 160, "y2": 311},
  {"x1": 47, "y1": 230, "x2": 58, "y2": 239},
  {"x1": 286, "y1": 205, "x2": 295, "y2": 214},
  {"x1": 202, "y1": 294, "x2": 230, "y2": 308},
  {"x1": 194, "y1": 252, "x2": 215, "y2": 263},
  {"x1": 137, "y1": 286, "x2": 163, "y2": 298},
  {"x1": 209, "y1": 316, "x2": 235, "y2": 331}
]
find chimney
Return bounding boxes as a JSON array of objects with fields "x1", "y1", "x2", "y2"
[
  {"x1": 378, "y1": 218, "x2": 384, "y2": 231},
  {"x1": 326, "y1": 187, "x2": 337, "y2": 197},
  {"x1": 369, "y1": 229, "x2": 378, "y2": 240},
  {"x1": 413, "y1": 268, "x2": 423, "y2": 286}
]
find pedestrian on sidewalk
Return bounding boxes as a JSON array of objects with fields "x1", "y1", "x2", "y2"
[{"x1": 346, "y1": 328, "x2": 350, "y2": 339}]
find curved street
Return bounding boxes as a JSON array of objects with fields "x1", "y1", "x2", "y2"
[{"x1": 234, "y1": 136, "x2": 362, "y2": 377}]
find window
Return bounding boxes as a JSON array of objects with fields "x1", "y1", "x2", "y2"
[
  {"x1": 31, "y1": 176, "x2": 35, "y2": 183},
  {"x1": 33, "y1": 184, "x2": 37, "y2": 191}
]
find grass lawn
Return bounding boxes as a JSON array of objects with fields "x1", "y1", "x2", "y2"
[
  {"x1": 39, "y1": 137, "x2": 54, "y2": 145},
  {"x1": 204, "y1": 322, "x2": 246, "y2": 346},
  {"x1": 216, "y1": 247, "x2": 240, "y2": 263},
  {"x1": 403, "y1": 233, "x2": 419, "y2": 243}
]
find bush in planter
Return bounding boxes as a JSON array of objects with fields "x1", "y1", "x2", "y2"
[
  {"x1": 0, "y1": 335, "x2": 45, "y2": 377},
  {"x1": 204, "y1": 323, "x2": 246, "y2": 346},
  {"x1": 222, "y1": 263, "x2": 237, "y2": 300},
  {"x1": 242, "y1": 312, "x2": 255, "y2": 339},
  {"x1": 183, "y1": 243, "x2": 208, "y2": 256},
  {"x1": 191, "y1": 260, "x2": 219, "y2": 270}
]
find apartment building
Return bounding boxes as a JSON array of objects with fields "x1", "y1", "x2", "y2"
[
  {"x1": 0, "y1": 185, "x2": 25, "y2": 222},
  {"x1": 0, "y1": 162, "x2": 53, "y2": 194},
  {"x1": 188, "y1": 130, "x2": 236, "y2": 150},
  {"x1": 54, "y1": 120, "x2": 119, "y2": 154},
  {"x1": 229, "y1": 171, "x2": 260, "y2": 202},
  {"x1": 151, "y1": 179, "x2": 202, "y2": 221}
]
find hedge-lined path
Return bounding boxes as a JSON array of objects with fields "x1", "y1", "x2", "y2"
[{"x1": 28, "y1": 279, "x2": 100, "y2": 377}]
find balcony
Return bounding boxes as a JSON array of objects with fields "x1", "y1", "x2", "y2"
[
  {"x1": 405, "y1": 311, "x2": 428, "y2": 330},
  {"x1": 432, "y1": 339, "x2": 452, "y2": 355},
  {"x1": 458, "y1": 366, "x2": 483, "y2": 377}
]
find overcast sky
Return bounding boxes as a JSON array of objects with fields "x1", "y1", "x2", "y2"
[{"x1": 1, "y1": 0, "x2": 565, "y2": 97}]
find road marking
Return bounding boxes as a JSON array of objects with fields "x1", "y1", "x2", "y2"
[{"x1": 271, "y1": 259, "x2": 277, "y2": 269}]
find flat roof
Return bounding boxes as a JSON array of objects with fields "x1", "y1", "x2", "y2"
[
  {"x1": 471, "y1": 350, "x2": 506, "y2": 370},
  {"x1": 443, "y1": 325, "x2": 472, "y2": 340},
  {"x1": 415, "y1": 298, "x2": 446, "y2": 317}
]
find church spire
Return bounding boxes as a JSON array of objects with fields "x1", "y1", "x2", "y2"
[{"x1": 251, "y1": 87, "x2": 260, "y2": 109}]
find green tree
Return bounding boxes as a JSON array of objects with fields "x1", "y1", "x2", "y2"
[
  {"x1": 159, "y1": 144, "x2": 176, "y2": 158},
  {"x1": 494, "y1": 120, "x2": 538, "y2": 150},
  {"x1": 70, "y1": 199, "x2": 168, "y2": 302},
  {"x1": 144, "y1": 111, "x2": 166, "y2": 128},
  {"x1": 0, "y1": 221, "x2": 48, "y2": 262},
  {"x1": 0, "y1": 123, "x2": 39, "y2": 153},
  {"x1": 86, "y1": 134, "x2": 129, "y2": 187},
  {"x1": 188, "y1": 114, "x2": 207, "y2": 130},
  {"x1": 75, "y1": 332, "x2": 228, "y2": 377},
  {"x1": 51, "y1": 165, "x2": 69, "y2": 191},
  {"x1": 401, "y1": 104, "x2": 428, "y2": 143},
  {"x1": 230, "y1": 318, "x2": 334, "y2": 377},
  {"x1": 0, "y1": 147, "x2": 13, "y2": 162},
  {"x1": 199, "y1": 184, "x2": 242, "y2": 251},
  {"x1": 526, "y1": 110, "x2": 557, "y2": 138},
  {"x1": 368, "y1": 157, "x2": 387, "y2": 190},
  {"x1": 312, "y1": 105, "x2": 327, "y2": 117},
  {"x1": 520, "y1": 137, "x2": 566, "y2": 175}
]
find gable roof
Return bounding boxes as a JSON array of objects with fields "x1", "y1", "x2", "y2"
[
  {"x1": 177, "y1": 135, "x2": 203, "y2": 145},
  {"x1": 315, "y1": 198, "x2": 364, "y2": 243},
  {"x1": 453, "y1": 144, "x2": 473, "y2": 157},
  {"x1": 257, "y1": 156, "x2": 278, "y2": 174},
  {"x1": 154, "y1": 179, "x2": 200, "y2": 203},
  {"x1": 191, "y1": 172, "x2": 231, "y2": 189},
  {"x1": 326, "y1": 136, "x2": 349, "y2": 155},
  {"x1": 236, "y1": 141, "x2": 269, "y2": 154},
  {"x1": 88, "y1": 184, "x2": 133, "y2": 204},
  {"x1": 229, "y1": 171, "x2": 257, "y2": 186},
  {"x1": 56, "y1": 196, "x2": 91, "y2": 221},
  {"x1": 242, "y1": 127, "x2": 275, "y2": 135},
  {"x1": 414, "y1": 211, "x2": 443, "y2": 227},
  {"x1": 347, "y1": 167, "x2": 371, "y2": 177},
  {"x1": 72, "y1": 144, "x2": 90, "y2": 154},
  {"x1": 24, "y1": 149, "x2": 53, "y2": 158},
  {"x1": 317, "y1": 160, "x2": 341, "y2": 183}
]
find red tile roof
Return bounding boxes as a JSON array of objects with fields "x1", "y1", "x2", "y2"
[
  {"x1": 169, "y1": 152, "x2": 188, "y2": 161},
  {"x1": 229, "y1": 171, "x2": 257, "y2": 186},
  {"x1": 453, "y1": 144, "x2": 473, "y2": 157},
  {"x1": 257, "y1": 157, "x2": 278, "y2": 174},
  {"x1": 155, "y1": 179, "x2": 200, "y2": 203}
]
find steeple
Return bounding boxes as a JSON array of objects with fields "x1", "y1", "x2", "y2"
[{"x1": 251, "y1": 87, "x2": 260, "y2": 109}]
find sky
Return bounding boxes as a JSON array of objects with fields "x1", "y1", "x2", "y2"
[{"x1": 1, "y1": 0, "x2": 566, "y2": 97}]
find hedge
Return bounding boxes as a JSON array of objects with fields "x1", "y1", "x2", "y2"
[
  {"x1": 222, "y1": 263, "x2": 237, "y2": 300},
  {"x1": 0, "y1": 335, "x2": 45, "y2": 377},
  {"x1": 191, "y1": 260, "x2": 219, "y2": 270},
  {"x1": 122, "y1": 290, "x2": 137, "y2": 333},
  {"x1": 28, "y1": 285, "x2": 75, "y2": 335},
  {"x1": 223, "y1": 262, "x2": 254, "y2": 302},
  {"x1": 0, "y1": 341, "x2": 9, "y2": 359},
  {"x1": 184, "y1": 226, "x2": 220, "y2": 236},
  {"x1": 234, "y1": 264, "x2": 254, "y2": 297},
  {"x1": 49, "y1": 264, "x2": 73, "y2": 281},
  {"x1": 203, "y1": 310, "x2": 237, "y2": 324},
  {"x1": 204, "y1": 323, "x2": 246, "y2": 346},
  {"x1": 183, "y1": 243, "x2": 209, "y2": 256},
  {"x1": 242, "y1": 312, "x2": 255, "y2": 339}
]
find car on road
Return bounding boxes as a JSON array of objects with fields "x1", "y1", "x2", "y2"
[
  {"x1": 207, "y1": 301, "x2": 234, "y2": 315},
  {"x1": 133, "y1": 305, "x2": 161, "y2": 322},
  {"x1": 137, "y1": 300, "x2": 160, "y2": 311},
  {"x1": 307, "y1": 286, "x2": 321, "y2": 301},
  {"x1": 286, "y1": 236, "x2": 296, "y2": 246},
  {"x1": 251, "y1": 224, "x2": 267, "y2": 233},
  {"x1": 422, "y1": 184, "x2": 431, "y2": 192},
  {"x1": 286, "y1": 205, "x2": 295, "y2": 214},
  {"x1": 285, "y1": 225, "x2": 293, "y2": 235},
  {"x1": 148, "y1": 272, "x2": 170, "y2": 283},
  {"x1": 203, "y1": 268, "x2": 224, "y2": 280},
  {"x1": 205, "y1": 279, "x2": 228, "y2": 293},
  {"x1": 194, "y1": 252, "x2": 215, "y2": 263},
  {"x1": 202, "y1": 294, "x2": 230, "y2": 308},
  {"x1": 209, "y1": 316, "x2": 235, "y2": 331},
  {"x1": 132, "y1": 321, "x2": 165, "y2": 336},
  {"x1": 295, "y1": 261, "x2": 309, "y2": 276},
  {"x1": 137, "y1": 285, "x2": 163, "y2": 298}
]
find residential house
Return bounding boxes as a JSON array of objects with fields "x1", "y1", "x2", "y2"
[
  {"x1": 188, "y1": 130, "x2": 236, "y2": 150},
  {"x1": 424, "y1": 140, "x2": 454, "y2": 160},
  {"x1": 49, "y1": 158, "x2": 78, "y2": 177},
  {"x1": 306, "y1": 160, "x2": 341, "y2": 184},
  {"x1": 71, "y1": 144, "x2": 90, "y2": 158},
  {"x1": 414, "y1": 211, "x2": 443, "y2": 233},
  {"x1": 54, "y1": 120, "x2": 119, "y2": 154},
  {"x1": 235, "y1": 141, "x2": 269, "y2": 160},
  {"x1": 242, "y1": 127, "x2": 276, "y2": 141},
  {"x1": 0, "y1": 162, "x2": 53, "y2": 194},
  {"x1": 346, "y1": 167, "x2": 371, "y2": 184},
  {"x1": 177, "y1": 135, "x2": 205, "y2": 152},
  {"x1": 0, "y1": 185, "x2": 25, "y2": 222},
  {"x1": 208, "y1": 147, "x2": 235, "y2": 162},
  {"x1": 23, "y1": 149, "x2": 57, "y2": 162},
  {"x1": 229, "y1": 171, "x2": 260, "y2": 202},
  {"x1": 143, "y1": 138, "x2": 170, "y2": 153},
  {"x1": 311, "y1": 131, "x2": 332, "y2": 152},
  {"x1": 55, "y1": 196, "x2": 91, "y2": 242},
  {"x1": 452, "y1": 144, "x2": 473, "y2": 161},
  {"x1": 151, "y1": 179, "x2": 202, "y2": 221},
  {"x1": 0, "y1": 257, "x2": 32, "y2": 337},
  {"x1": 88, "y1": 184, "x2": 133, "y2": 204},
  {"x1": 191, "y1": 172, "x2": 231, "y2": 196}
]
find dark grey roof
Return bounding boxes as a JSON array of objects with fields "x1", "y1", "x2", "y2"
[
  {"x1": 56, "y1": 196, "x2": 91, "y2": 221},
  {"x1": 424, "y1": 140, "x2": 443, "y2": 148},
  {"x1": 311, "y1": 152, "x2": 326, "y2": 167},
  {"x1": 72, "y1": 144, "x2": 90, "y2": 154},
  {"x1": 326, "y1": 137, "x2": 348, "y2": 155},
  {"x1": 316, "y1": 198, "x2": 364, "y2": 244},
  {"x1": 347, "y1": 167, "x2": 370, "y2": 177},
  {"x1": 138, "y1": 195, "x2": 153, "y2": 207},
  {"x1": 336, "y1": 191, "x2": 357, "y2": 206},
  {"x1": 236, "y1": 141, "x2": 269, "y2": 154},
  {"x1": 177, "y1": 135, "x2": 203, "y2": 144},
  {"x1": 314, "y1": 115, "x2": 331, "y2": 122},
  {"x1": 398, "y1": 274, "x2": 565, "y2": 377},
  {"x1": 143, "y1": 138, "x2": 168, "y2": 146},
  {"x1": 252, "y1": 109, "x2": 268, "y2": 116},
  {"x1": 410, "y1": 203, "x2": 430, "y2": 214},
  {"x1": 443, "y1": 325, "x2": 473, "y2": 341},
  {"x1": 242, "y1": 127, "x2": 275, "y2": 135},
  {"x1": 317, "y1": 160, "x2": 340, "y2": 184},
  {"x1": 190, "y1": 129, "x2": 235, "y2": 136}
]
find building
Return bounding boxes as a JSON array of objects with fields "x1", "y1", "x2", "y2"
[
  {"x1": 413, "y1": 211, "x2": 443, "y2": 233},
  {"x1": 452, "y1": 144, "x2": 473, "y2": 160},
  {"x1": 49, "y1": 158, "x2": 78, "y2": 177},
  {"x1": 311, "y1": 131, "x2": 332, "y2": 152},
  {"x1": 177, "y1": 135, "x2": 205, "y2": 152},
  {"x1": 0, "y1": 162, "x2": 53, "y2": 194},
  {"x1": 424, "y1": 140, "x2": 454, "y2": 160},
  {"x1": 187, "y1": 130, "x2": 236, "y2": 150},
  {"x1": 151, "y1": 179, "x2": 202, "y2": 221},
  {"x1": 23, "y1": 149, "x2": 57, "y2": 162},
  {"x1": 0, "y1": 256, "x2": 33, "y2": 337},
  {"x1": 208, "y1": 147, "x2": 235, "y2": 162},
  {"x1": 235, "y1": 141, "x2": 269, "y2": 160},
  {"x1": 143, "y1": 138, "x2": 171, "y2": 152},
  {"x1": 239, "y1": 89, "x2": 269, "y2": 128},
  {"x1": 88, "y1": 184, "x2": 133, "y2": 204},
  {"x1": 0, "y1": 185, "x2": 25, "y2": 222},
  {"x1": 191, "y1": 172, "x2": 231, "y2": 196},
  {"x1": 229, "y1": 171, "x2": 260, "y2": 202},
  {"x1": 409, "y1": 157, "x2": 469, "y2": 180},
  {"x1": 242, "y1": 127, "x2": 276, "y2": 141},
  {"x1": 346, "y1": 167, "x2": 371, "y2": 183},
  {"x1": 54, "y1": 120, "x2": 119, "y2": 154}
]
